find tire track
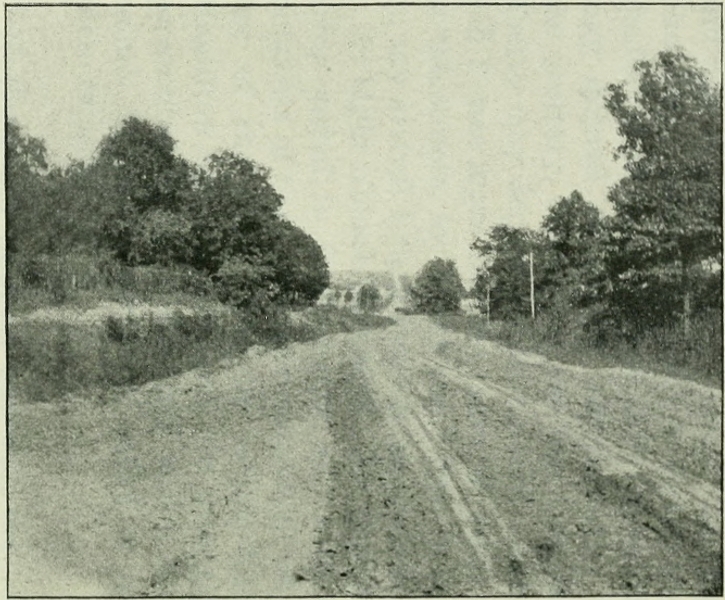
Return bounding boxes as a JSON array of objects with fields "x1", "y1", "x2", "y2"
[
  {"x1": 419, "y1": 354, "x2": 721, "y2": 535},
  {"x1": 355, "y1": 340, "x2": 560, "y2": 595}
]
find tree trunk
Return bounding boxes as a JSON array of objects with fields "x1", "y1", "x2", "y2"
[{"x1": 486, "y1": 283, "x2": 491, "y2": 325}]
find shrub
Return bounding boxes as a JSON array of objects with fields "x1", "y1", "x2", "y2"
[
  {"x1": 213, "y1": 257, "x2": 277, "y2": 315},
  {"x1": 9, "y1": 323, "x2": 92, "y2": 403}
]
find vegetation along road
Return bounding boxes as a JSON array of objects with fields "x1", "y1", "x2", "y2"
[{"x1": 10, "y1": 314, "x2": 721, "y2": 596}]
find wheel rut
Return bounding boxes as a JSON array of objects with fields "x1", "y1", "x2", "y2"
[
  {"x1": 419, "y1": 354, "x2": 721, "y2": 536},
  {"x1": 357, "y1": 340, "x2": 560, "y2": 595}
]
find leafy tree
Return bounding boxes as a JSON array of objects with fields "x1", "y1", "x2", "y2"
[
  {"x1": 269, "y1": 220, "x2": 330, "y2": 306},
  {"x1": 187, "y1": 151, "x2": 283, "y2": 274},
  {"x1": 126, "y1": 209, "x2": 194, "y2": 266},
  {"x1": 604, "y1": 50, "x2": 722, "y2": 333},
  {"x1": 7, "y1": 122, "x2": 49, "y2": 254},
  {"x1": 95, "y1": 117, "x2": 189, "y2": 211},
  {"x1": 94, "y1": 117, "x2": 193, "y2": 263},
  {"x1": 358, "y1": 283, "x2": 382, "y2": 313},
  {"x1": 542, "y1": 191, "x2": 601, "y2": 269},
  {"x1": 541, "y1": 191, "x2": 605, "y2": 306},
  {"x1": 344, "y1": 289, "x2": 354, "y2": 304},
  {"x1": 7, "y1": 116, "x2": 333, "y2": 317},
  {"x1": 410, "y1": 258, "x2": 465, "y2": 314},
  {"x1": 471, "y1": 227, "x2": 545, "y2": 319},
  {"x1": 7, "y1": 121, "x2": 47, "y2": 174}
]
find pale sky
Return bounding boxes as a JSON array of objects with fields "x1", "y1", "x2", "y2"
[{"x1": 7, "y1": 4, "x2": 721, "y2": 283}]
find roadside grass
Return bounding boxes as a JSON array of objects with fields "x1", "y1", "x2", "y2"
[
  {"x1": 9, "y1": 306, "x2": 395, "y2": 404},
  {"x1": 434, "y1": 312, "x2": 722, "y2": 389},
  {"x1": 9, "y1": 286, "x2": 226, "y2": 316},
  {"x1": 8, "y1": 253, "x2": 217, "y2": 315}
]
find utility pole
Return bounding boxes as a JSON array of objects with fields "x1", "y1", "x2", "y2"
[
  {"x1": 486, "y1": 282, "x2": 491, "y2": 325},
  {"x1": 529, "y1": 251, "x2": 535, "y2": 321}
]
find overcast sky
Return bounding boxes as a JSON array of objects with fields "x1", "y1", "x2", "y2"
[{"x1": 7, "y1": 4, "x2": 721, "y2": 282}]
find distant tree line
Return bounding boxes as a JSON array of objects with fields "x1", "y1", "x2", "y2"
[
  {"x1": 470, "y1": 51, "x2": 721, "y2": 343},
  {"x1": 7, "y1": 116, "x2": 330, "y2": 312}
]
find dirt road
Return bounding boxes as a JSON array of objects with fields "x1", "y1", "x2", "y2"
[{"x1": 9, "y1": 315, "x2": 722, "y2": 595}]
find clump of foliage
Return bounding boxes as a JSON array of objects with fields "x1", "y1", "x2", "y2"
[
  {"x1": 6, "y1": 116, "x2": 330, "y2": 314},
  {"x1": 358, "y1": 283, "x2": 382, "y2": 313},
  {"x1": 469, "y1": 50, "x2": 721, "y2": 375},
  {"x1": 603, "y1": 50, "x2": 721, "y2": 335},
  {"x1": 410, "y1": 258, "x2": 465, "y2": 314}
]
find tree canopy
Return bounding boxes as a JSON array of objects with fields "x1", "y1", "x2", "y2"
[
  {"x1": 471, "y1": 226, "x2": 545, "y2": 319},
  {"x1": 410, "y1": 258, "x2": 465, "y2": 314},
  {"x1": 469, "y1": 50, "x2": 721, "y2": 345},
  {"x1": 604, "y1": 50, "x2": 722, "y2": 331},
  {"x1": 7, "y1": 115, "x2": 330, "y2": 310},
  {"x1": 358, "y1": 283, "x2": 383, "y2": 313}
]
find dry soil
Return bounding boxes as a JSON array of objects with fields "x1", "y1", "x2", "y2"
[{"x1": 8, "y1": 315, "x2": 722, "y2": 595}]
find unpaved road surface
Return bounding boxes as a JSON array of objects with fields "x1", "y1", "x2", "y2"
[{"x1": 9, "y1": 316, "x2": 722, "y2": 595}]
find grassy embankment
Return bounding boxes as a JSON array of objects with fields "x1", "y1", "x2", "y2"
[
  {"x1": 8, "y1": 253, "x2": 395, "y2": 403},
  {"x1": 435, "y1": 311, "x2": 722, "y2": 388},
  {"x1": 10, "y1": 305, "x2": 395, "y2": 404},
  {"x1": 8, "y1": 254, "x2": 221, "y2": 315}
]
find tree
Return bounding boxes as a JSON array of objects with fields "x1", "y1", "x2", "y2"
[
  {"x1": 604, "y1": 50, "x2": 722, "y2": 333},
  {"x1": 344, "y1": 289, "x2": 354, "y2": 304},
  {"x1": 7, "y1": 122, "x2": 49, "y2": 254},
  {"x1": 541, "y1": 191, "x2": 605, "y2": 307},
  {"x1": 126, "y1": 209, "x2": 194, "y2": 266},
  {"x1": 94, "y1": 117, "x2": 193, "y2": 263},
  {"x1": 542, "y1": 191, "x2": 601, "y2": 269},
  {"x1": 358, "y1": 283, "x2": 382, "y2": 313},
  {"x1": 187, "y1": 151, "x2": 283, "y2": 274},
  {"x1": 471, "y1": 227, "x2": 546, "y2": 320},
  {"x1": 269, "y1": 220, "x2": 330, "y2": 306},
  {"x1": 183, "y1": 152, "x2": 330, "y2": 309},
  {"x1": 95, "y1": 117, "x2": 188, "y2": 211},
  {"x1": 410, "y1": 258, "x2": 465, "y2": 313}
]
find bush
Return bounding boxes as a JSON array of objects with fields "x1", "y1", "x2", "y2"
[
  {"x1": 636, "y1": 311, "x2": 723, "y2": 378},
  {"x1": 8, "y1": 252, "x2": 216, "y2": 314},
  {"x1": 9, "y1": 323, "x2": 94, "y2": 403},
  {"x1": 213, "y1": 257, "x2": 277, "y2": 314}
]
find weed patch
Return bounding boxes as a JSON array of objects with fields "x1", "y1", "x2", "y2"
[
  {"x1": 435, "y1": 312, "x2": 722, "y2": 388},
  {"x1": 9, "y1": 306, "x2": 395, "y2": 403}
]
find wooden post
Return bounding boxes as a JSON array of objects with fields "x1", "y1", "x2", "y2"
[
  {"x1": 529, "y1": 251, "x2": 535, "y2": 321},
  {"x1": 682, "y1": 261, "x2": 691, "y2": 338},
  {"x1": 486, "y1": 282, "x2": 491, "y2": 325}
]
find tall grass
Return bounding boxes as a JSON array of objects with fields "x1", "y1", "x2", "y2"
[
  {"x1": 9, "y1": 306, "x2": 395, "y2": 404},
  {"x1": 8, "y1": 252, "x2": 215, "y2": 313},
  {"x1": 435, "y1": 309, "x2": 722, "y2": 387}
]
